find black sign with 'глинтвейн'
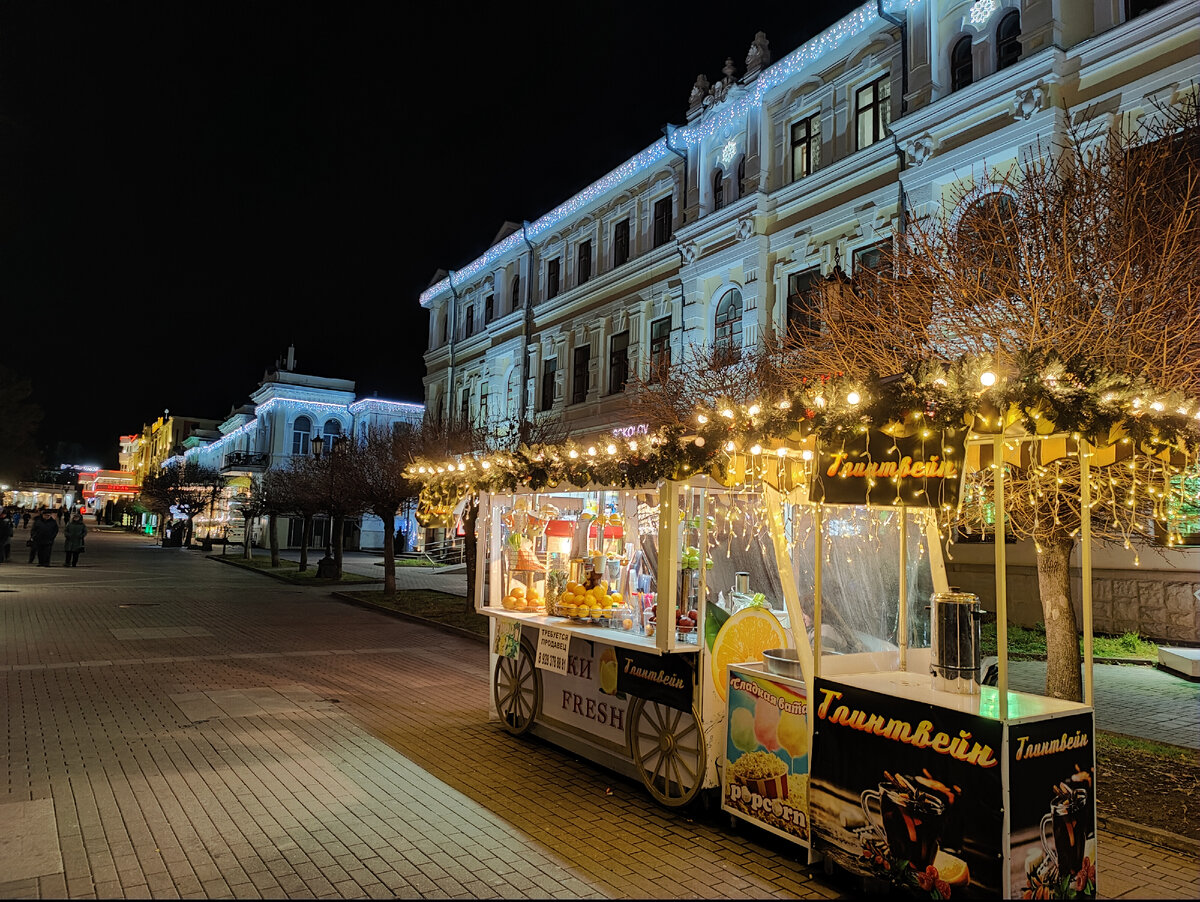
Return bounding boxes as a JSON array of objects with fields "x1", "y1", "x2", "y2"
[
  {"x1": 614, "y1": 647, "x2": 695, "y2": 713},
  {"x1": 812, "y1": 426, "x2": 967, "y2": 509}
]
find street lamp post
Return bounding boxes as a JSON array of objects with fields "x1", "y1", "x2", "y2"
[{"x1": 310, "y1": 434, "x2": 345, "y2": 578}]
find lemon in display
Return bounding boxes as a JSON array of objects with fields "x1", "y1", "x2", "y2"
[{"x1": 709, "y1": 607, "x2": 790, "y2": 701}]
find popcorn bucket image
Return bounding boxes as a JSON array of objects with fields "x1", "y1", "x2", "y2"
[{"x1": 742, "y1": 772, "x2": 789, "y2": 800}]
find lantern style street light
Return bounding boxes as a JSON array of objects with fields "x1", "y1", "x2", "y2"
[{"x1": 311, "y1": 434, "x2": 347, "y2": 576}]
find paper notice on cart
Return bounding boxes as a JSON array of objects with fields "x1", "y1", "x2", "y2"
[
  {"x1": 493, "y1": 620, "x2": 521, "y2": 659},
  {"x1": 535, "y1": 628, "x2": 571, "y2": 673}
]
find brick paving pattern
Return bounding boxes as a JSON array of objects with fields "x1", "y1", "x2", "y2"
[{"x1": 1, "y1": 529, "x2": 1196, "y2": 899}]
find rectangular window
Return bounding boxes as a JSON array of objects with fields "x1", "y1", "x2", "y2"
[
  {"x1": 577, "y1": 240, "x2": 592, "y2": 285},
  {"x1": 460, "y1": 387, "x2": 469, "y2": 425},
  {"x1": 608, "y1": 331, "x2": 629, "y2": 395},
  {"x1": 478, "y1": 382, "x2": 488, "y2": 426},
  {"x1": 572, "y1": 345, "x2": 591, "y2": 405},
  {"x1": 547, "y1": 258, "x2": 561, "y2": 299},
  {"x1": 649, "y1": 316, "x2": 671, "y2": 382},
  {"x1": 853, "y1": 241, "x2": 888, "y2": 276},
  {"x1": 790, "y1": 114, "x2": 821, "y2": 181},
  {"x1": 613, "y1": 219, "x2": 630, "y2": 267},
  {"x1": 464, "y1": 304, "x2": 474, "y2": 338},
  {"x1": 653, "y1": 196, "x2": 673, "y2": 248},
  {"x1": 786, "y1": 269, "x2": 822, "y2": 338},
  {"x1": 856, "y1": 74, "x2": 891, "y2": 150},
  {"x1": 484, "y1": 294, "x2": 494, "y2": 323},
  {"x1": 540, "y1": 358, "x2": 557, "y2": 412}
]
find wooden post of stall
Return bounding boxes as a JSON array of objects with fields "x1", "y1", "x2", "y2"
[
  {"x1": 993, "y1": 435, "x2": 1009, "y2": 721},
  {"x1": 898, "y1": 506, "x2": 908, "y2": 672},
  {"x1": 813, "y1": 503, "x2": 823, "y2": 678},
  {"x1": 1080, "y1": 437, "x2": 1094, "y2": 706},
  {"x1": 658, "y1": 480, "x2": 680, "y2": 653}
]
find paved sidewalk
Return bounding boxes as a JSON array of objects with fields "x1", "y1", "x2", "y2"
[{"x1": 1, "y1": 529, "x2": 1196, "y2": 899}]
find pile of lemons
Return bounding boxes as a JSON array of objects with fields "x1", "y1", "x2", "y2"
[
  {"x1": 500, "y1": 583, "x2": 543, "y2": 613},
  {"x1": 555, "y1": 579, "x2": 628, "y2": 623}
]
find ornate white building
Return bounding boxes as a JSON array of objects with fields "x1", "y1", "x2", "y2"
[
  {"x1": 175, "y1": 347, "x2": 425, "y2": 550},
  {"x1": 420, "y1": 0, "x2": 1197, "y2": 636}
]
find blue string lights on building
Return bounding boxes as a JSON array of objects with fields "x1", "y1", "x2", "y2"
[{"x1": 419, "y1": 0, "x2": 917, "y2": 310}]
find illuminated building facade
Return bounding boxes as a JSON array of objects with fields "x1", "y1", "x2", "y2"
[
  {"x1": 171, "y1": 348, "x2": 425, "y2": 550},
  {"x1": 420, "y1": 0, "x2": 1196, "y2": 631}
]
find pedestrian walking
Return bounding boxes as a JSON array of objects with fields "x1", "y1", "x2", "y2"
[
  {"x1": 22, "y1": 510, "x2": 31, "y2": 529},
  {"x1": 63, "y1": 513, "x2": 87, "y2": 567},
  {"x1": 95, "y1": 508, "x2": 103, "y2": 527},
  {"x1": 29, "y1": 509, "x2": 59, "y2": 567},
  {"x1": 0, "y1": 509, "x2": 13, "y2": 562}
]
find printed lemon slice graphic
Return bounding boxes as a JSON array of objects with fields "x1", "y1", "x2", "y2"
[
  {"x1": 598, "y1": 647, "x2": 619, "y2": 695},
  {"x1": 599, "y1": 660, "x2": 619, "y2": 694},
  {"x1": 710, "y1": 607, "x2": 790, "y2": 701}
]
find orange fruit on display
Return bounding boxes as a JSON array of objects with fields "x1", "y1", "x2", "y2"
[{"x1": 709, "y1": 607, "x2": 790, "y2": 701}]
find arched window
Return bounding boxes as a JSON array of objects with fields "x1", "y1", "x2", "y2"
[
  {"x1": 996, "y1": 10, "x2": 1021, "y2": 70},
  {"x1": 737, "y1": 157, "x2": 747, "y2": 198},
  {"x1": 322, "y1": 419, "x2": 342, "y2": 447},
  {"x1": 291, "y1": 416, "x2": 312, "y2": 456},
  {"x1": 951, "y1": 36, "x2": 973, "y2": 91},
  {"x1": 958, "y1": 192, "x2": 1018, "y2": 270},
  {"x1": 713, "y1": 289, "x2": 743, "y2": 361},
  {"x1": 510, "y1": 273, "x2": 521, "y2": 312},
  {"x1": 713, "y1": 171, "x2": 725, "y2": 211}
]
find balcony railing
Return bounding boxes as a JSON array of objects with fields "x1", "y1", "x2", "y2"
[{"x1": 221, "y1": 451, "x2": 270, "y2": 472}]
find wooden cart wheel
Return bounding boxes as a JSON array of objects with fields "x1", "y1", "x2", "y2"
[
  {"x1": 626, "y1": 697, "x2": 706, "y2": 808},
  {"x1": 493, "y1": 640, "x2": 540, "y2": 735}
]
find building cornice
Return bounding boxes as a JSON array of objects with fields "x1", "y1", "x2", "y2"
[{"x1": 418, "y1": 1, "x2": 918, "y2": 310}]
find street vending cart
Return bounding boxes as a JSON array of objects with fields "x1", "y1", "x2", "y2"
[
  {"x1": 475, "y1": 474, "x2": 803, "y2": 812},
  {"x1": 741, "y1": 424, "x2": 1104, "y2": 899},
  {"x1": 418, "y1": 383, "x2": 1182, "y2": 900},
  {"x1": 462, "y1": 425, "x2": 1103, "y2": 895}
]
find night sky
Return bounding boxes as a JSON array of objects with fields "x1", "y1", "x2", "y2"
[{"x1": 0, "y1": 1, "x2": 861, "y2": 469}]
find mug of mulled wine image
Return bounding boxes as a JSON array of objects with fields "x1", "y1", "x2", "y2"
[
  {"x1": 1040, "y1": 783, "x2": 1090, "y2": 876},
  {"x1": 860, "y1": 772, "x2": 947, "y2": 869}
]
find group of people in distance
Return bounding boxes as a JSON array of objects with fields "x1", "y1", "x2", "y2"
[{"x1": 0, "y1": 505, "x2": 90, "y2": 567}]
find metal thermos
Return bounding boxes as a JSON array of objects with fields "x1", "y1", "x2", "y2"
[{"x1": 930, "y1": 589, "x2": 983, "y2": 695}]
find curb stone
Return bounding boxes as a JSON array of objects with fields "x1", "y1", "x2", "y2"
[
  {"x1": 330, "y1": 591, "x2": 488, "y2": 645},
  {"x1": 207, "y1": 553, "x2": 384, "y2": 585},
  {"x1": 1098, "y1": 813, "x2": 1200, "y2": 856}
]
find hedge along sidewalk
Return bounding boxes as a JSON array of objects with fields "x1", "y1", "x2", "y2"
[
  {"x1": 332, "y1": 588, "x2": 488, "y2": 644},
  {"x1": 208, "y1": 552, "x2": 384, "y2": 585}
]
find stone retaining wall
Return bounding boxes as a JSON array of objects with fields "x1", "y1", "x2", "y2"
[{"x1": 945, "y1": 563, "x2": 1200, "y2": 644}]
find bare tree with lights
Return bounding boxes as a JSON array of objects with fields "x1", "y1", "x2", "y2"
[
  {"x1": 349, "y1": 423, "x2": 422, "y2": 597},
  {"x1": 137, "y1": 461, "x2": 225, "y2": 548},
  {"x1": 789, "y1": 96, "x2": 1200, "y2": 701}
]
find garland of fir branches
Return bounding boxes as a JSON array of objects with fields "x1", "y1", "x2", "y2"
[{"x1": 409, "y1": 352, "x2": 1199, "y2": 496}]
